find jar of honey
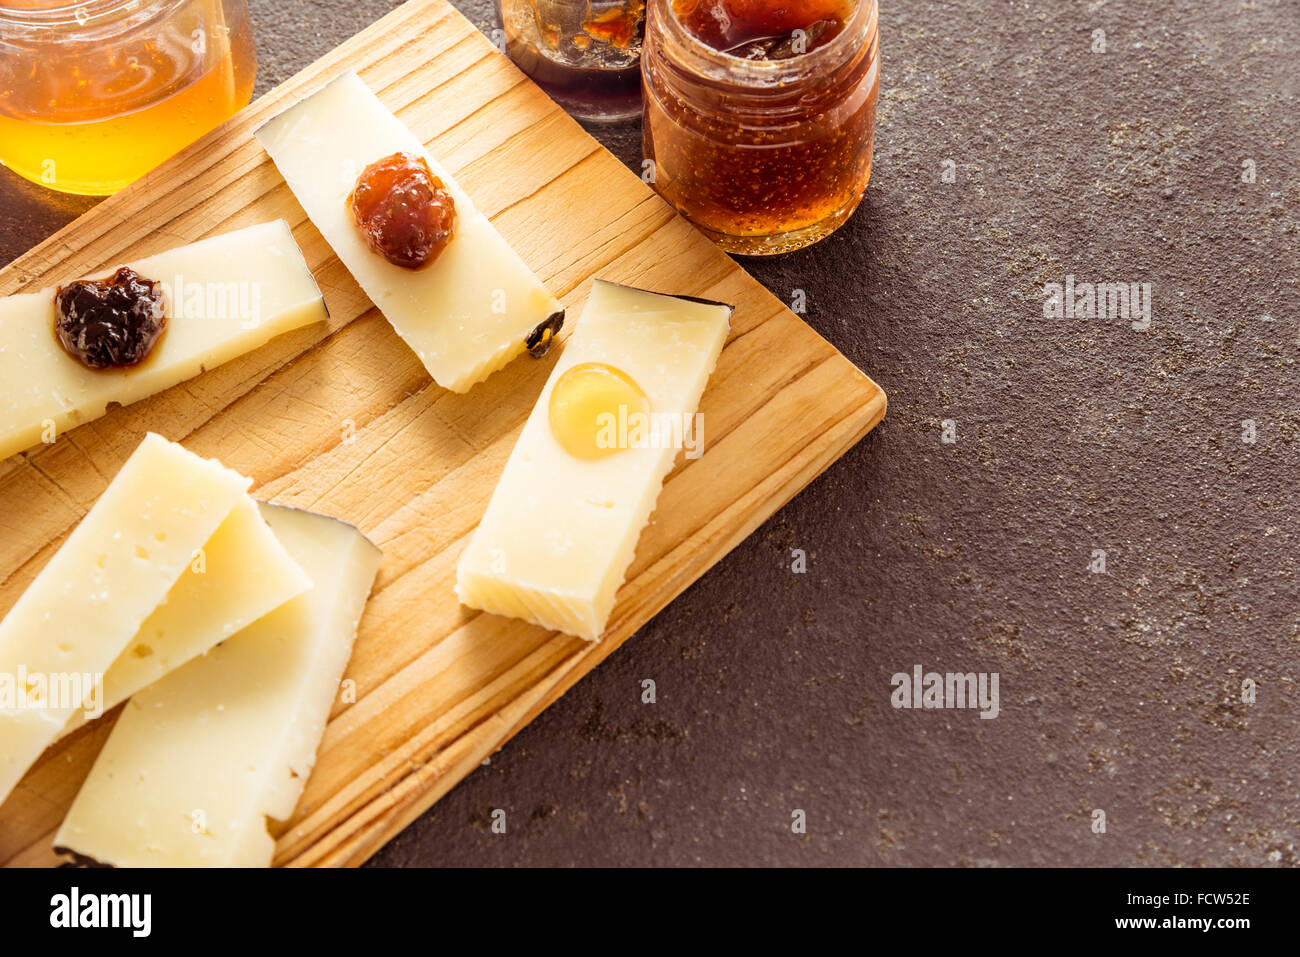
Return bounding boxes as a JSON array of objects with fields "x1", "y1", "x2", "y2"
[
  {"x1": 0, "y1": 0, "x2": 257, "y2": 196},
  {"x1": 642, "y1": 0, "x2": 880, "y2": 255}
]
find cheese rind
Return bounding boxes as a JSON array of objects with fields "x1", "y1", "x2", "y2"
[
  {"x1": 58, "y1": 497, "x2": 312, "y2": 739},
  {"x1": 455, "y1": 281, "x2": 731, "y2": 640},
  {"x1": 0, "y1": 433, "x2": 251, "y2": 805},
  {"x1": 255, "y1": 70, "x2": 563, "y2": 393},
  {"x1": 0, "y1": 219, "x2": 327, "y2": 463},
  {"x1": 54, "y1": 503, "x2": 382, "y2": 868}
]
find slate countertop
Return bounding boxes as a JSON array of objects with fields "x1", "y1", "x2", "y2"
[{"x1": 2, "y1": 0, "x2": 1296, "y2": 867}]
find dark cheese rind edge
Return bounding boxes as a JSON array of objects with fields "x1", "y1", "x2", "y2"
[
  {"x1": 251, "y1": 71, "x2": 352, "y2": 141},
  {"x1": 591, "y1": 279, "x2": 736, "y2": 316},
  {"x1": 525, "y1": 309, "x2": 566, "y2": 358},
  {"x1": 278, "y1": 218, "x2": 332, "y2": 322},
  {"x1": 255, "y1": 500, "x2": 383, "y2": 560},
  {"x1": 51, "y1": 845, "x2": 114, "y2": 868}
]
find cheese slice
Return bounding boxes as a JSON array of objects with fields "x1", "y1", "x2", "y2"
[
  {"x1": 0, "y1": 219, "x2": 328, "y2": 463},
  {"x1": 255, "y1": 70, "x2": 563, "y2": 393},
  {"x1": 0, "y1": 433, "x2": 251, "y2": 805},
  {"x1": 456, "y1": 281, "x2": 731, "y2": 641},
  {"x1": 55, "y1": 503, "x2": 382, "y2": 867},
  {"x1": 58, "y1": 497, "x2": 312, "y2": 739}
]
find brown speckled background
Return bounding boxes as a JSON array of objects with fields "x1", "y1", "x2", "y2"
[{"x1": 2, "y1": 0, "x2": 1297, "y2": 867}]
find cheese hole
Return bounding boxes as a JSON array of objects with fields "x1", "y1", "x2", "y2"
[
  {"x1": 57, "y1": 642, "x2": 72, "y2": 653},
  {"x1": 154, "y1": 531, "x2": 166, "y2": 543},
  {"x1": 135, "y1": 544, "x2": 149, "y2": 560},
  {"x1": 95, "y1": 554, "x2": 107, "y2": 569},
  {"x1": 131, "y1": 644, "x2": 153, "y2": 659}
]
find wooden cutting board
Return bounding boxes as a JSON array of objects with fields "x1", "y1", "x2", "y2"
[{"x1": 0, "y1": 0, "x2": 885, "y2": 866}]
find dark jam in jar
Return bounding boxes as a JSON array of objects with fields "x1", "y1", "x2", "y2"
[
  {"x1": 499, "y1": 0, "x2": 646, "y2": 123},
  {"x1": 642, "y1": 0, "x2": 880, "y2": 254},
  {"x1": 54, "y1": 267, "x2": 166, "y2": 370},
  {"x1": 349, "y1": 152, "x2": 457, "y2": 270},
  {"x1": 673, "y1": 0, "x2": 849, "y2": 57}
]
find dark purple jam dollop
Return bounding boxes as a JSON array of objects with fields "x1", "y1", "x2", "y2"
[{"x1": 54, "y1": 267, "x2": 166, "y2": 370}]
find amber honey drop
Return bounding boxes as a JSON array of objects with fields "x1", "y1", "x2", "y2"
[{"x1": 548, "y1": 362, "x2": 650, "y2": 460}]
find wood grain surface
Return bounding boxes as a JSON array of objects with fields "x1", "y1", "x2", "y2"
[{"x1": 0, "y1": 0, "x2": 884, "y2": 866}]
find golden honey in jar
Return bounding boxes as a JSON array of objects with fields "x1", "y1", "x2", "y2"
[
  {"x1": 0, "y1": 0, "x2": 257, "y2": 196},
  {"x1": 642, "y1": 0, "x2": 880, "y2": 254}
]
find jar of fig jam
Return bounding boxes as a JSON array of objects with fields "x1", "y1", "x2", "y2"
[
  {"x1": 497, "y1": 0, "x2": 645, "y2": 123},
  {"x1": 642, "y1": 0, "x2": 880, "y2": 255}
]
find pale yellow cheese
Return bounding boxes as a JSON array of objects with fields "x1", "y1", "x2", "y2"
[
  {"x1": 0, "y1": 433, "x2": 251, "y2": 805},
  {"x1": 456, "y1": 281, "x2": 731, "y2": 641},
  {"x1": 58, "y1": 497, "x2": 311, "y2": 739},
  {"x1": 255, "y1": 71, "x2": 563, "y2": 393},
  {"x1": 55, "y1": 503, "x2": 382, "y2": 868},
  {"x1": 0, "y1": 219, "x2": 327, "y2": 463}
]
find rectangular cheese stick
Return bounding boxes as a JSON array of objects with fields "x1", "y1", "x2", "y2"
[
  {"x1": 0, "y1": 220, "x2": 328, "y2": 463},
  {"x1": 0, "y1": 433, "x2": 251, "y2": 805},
  {"x1": 55, "y1": 503, "x2": 382, "y2": 867},
  {"x1": 58, "y1": 497, "x2": 311, "y2": 739},
  {"x1": 456, "y1": 281, "x2": 731, "y2": 640},
  {"x1": 255, "y1": 71, "x2": 564, "y2": 393}
]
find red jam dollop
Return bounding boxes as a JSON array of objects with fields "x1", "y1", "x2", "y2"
[{"x1": 348, "y1": 152, "x2": 457, "y2": 270}]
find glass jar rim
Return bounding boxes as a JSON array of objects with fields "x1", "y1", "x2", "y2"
[
  {"x1": 0, "y1": 0, "x2": 183, "y2": 28},
  {"x1": 652, "y1": 0, "x2": 878, "y2": 80}
]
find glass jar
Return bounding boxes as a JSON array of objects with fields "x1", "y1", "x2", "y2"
[
  {"x1": 496, "y1": 0, "x2": 644, "y2": 123},
  {"x1": 0, "y1": 0, "x2": 257, "y2": 196},
  {"x1": 642, "y1": 0, "x2": 880, "y2": 255}
]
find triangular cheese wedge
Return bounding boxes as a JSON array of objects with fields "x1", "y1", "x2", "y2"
[
  {"x1": 0, "y1": 433, "x2": 251, "y2": 805},
  {"x1": 55, "y1": 503, "x2": 382, "y2": 867},
  {"x1": 59, "y1": 497, "x2": 312, "y2": 739}
]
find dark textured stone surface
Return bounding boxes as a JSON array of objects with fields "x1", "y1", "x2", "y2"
[{"x1": 2, "y1": 0, "x2": 1297, "y2": 867}]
